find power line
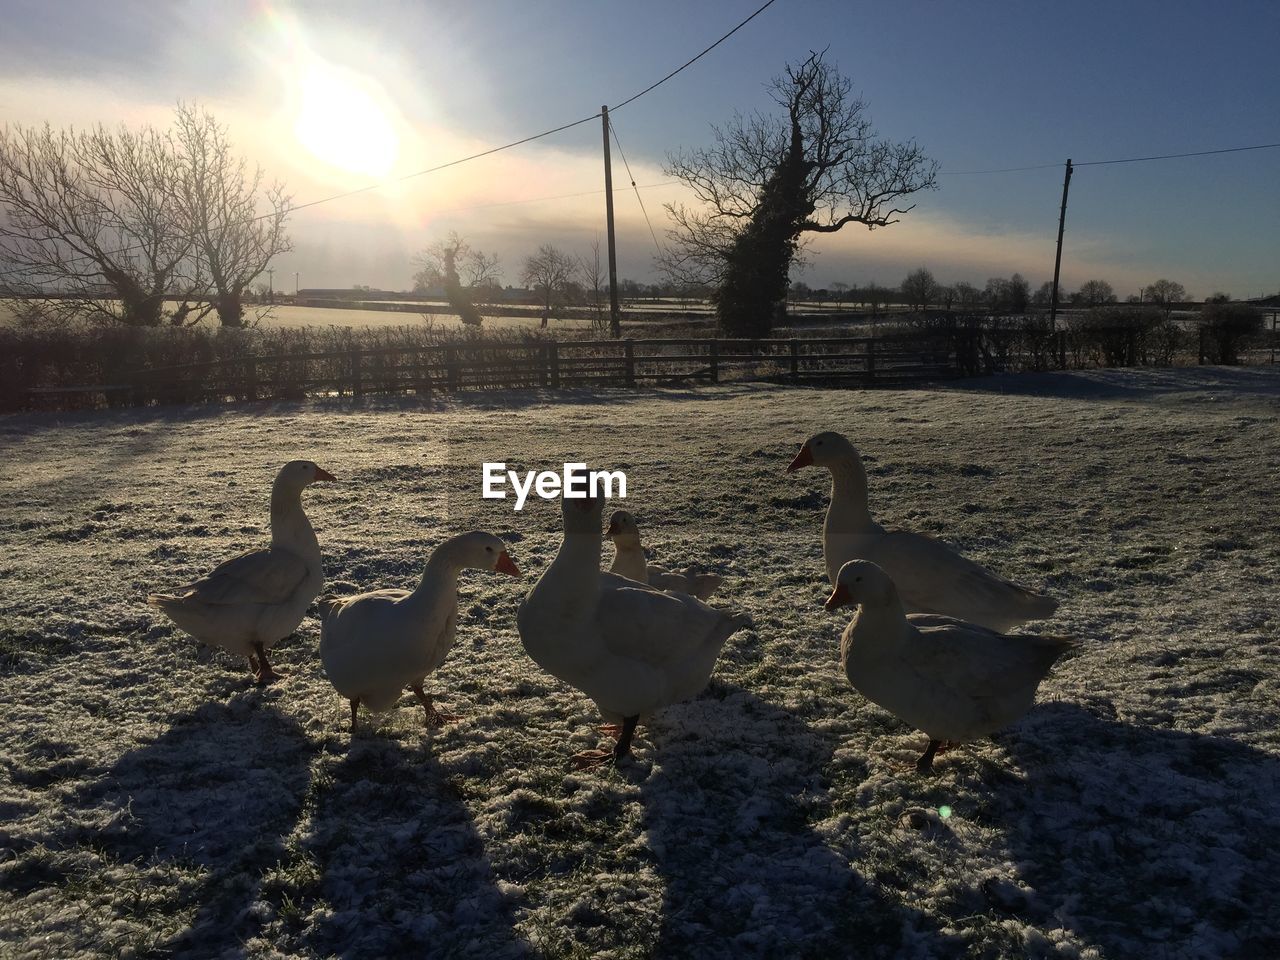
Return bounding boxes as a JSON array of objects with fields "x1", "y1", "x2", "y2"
[
  {"x1": 1, "y1": 3, "x2": 780, "y2": 284},
  {"x1": 1075, "y1": 141, "x2": 1280, "y2": 167},
  {"x1": 431, "y1": 181, "x2": 677, "y2": 216},
  {"x1": 291, "y1": 113, "x2": 603, "y2": 214},
  {"x1": 608, "y1": 119, "x2": 665, "y2": 256},
  {"x1": 943, "y1": 140, "x2": 1280, "y2": 175},
  {"x1": 610, "y1": 0, "x2": 780, "y2": 112},
  {"x1": 941, "y1": 161, "x2": 1062, "y2": 176}
]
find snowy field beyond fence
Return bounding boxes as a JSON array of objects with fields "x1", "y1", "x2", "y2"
[{"x1": 1, "y1": 367, "x2": 1278, "y2": 959}]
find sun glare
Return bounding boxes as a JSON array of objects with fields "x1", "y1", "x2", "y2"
[{"x1": 292, "y1": 61, "x2": 400, "y2": 180}]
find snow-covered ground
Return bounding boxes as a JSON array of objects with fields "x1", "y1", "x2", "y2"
[{"x1": 1, "y1": 367, "x2": 1278, "y2": 959}]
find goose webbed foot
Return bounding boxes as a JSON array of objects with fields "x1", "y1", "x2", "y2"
[
  {"x1": 252, "y1": 642, "x2": 286, "y2": 684},
  {"x1": 412, "y1": 684, "x2": 460, "y2": 728},
  {"x1": 572, "y1": 748, "x2": 618, "y2": 769},
  {"x1": 574, "y1": 715, "x2": 639, "y2": 770}
]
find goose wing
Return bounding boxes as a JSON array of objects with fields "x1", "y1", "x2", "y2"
[
  {"x1": 876, "y1": 530, "x2": 1054, "y2": 624},
  {"x1": 158, "y1": 547, "x2": 311, "y2": 607},
  {"x1": 593, "y1": 576, "x2": 725, "y2": 668},
  {"x1": 909, "y1": 619, "x2": 1074, "y2": 700}
]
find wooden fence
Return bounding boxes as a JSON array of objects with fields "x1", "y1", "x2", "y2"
[{"x1": 22, "y1": 333, "x2": 960, "y2": 408}]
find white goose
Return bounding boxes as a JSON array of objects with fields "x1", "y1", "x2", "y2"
[
  {"x1": 319, "y1": 532, "x2": 520, "y2": 731},
  {"x1": 148, "y1": 459, "x2": 335, "y2": 683},
  {"x1": 826, "y1": 560, "x2": 1075, "y2": 772},
  {"x1": 788, "y1": 431, "x2": 1057, "y2": 632},
  {"x1": 518, "y1": 495, "x2": 749, "y2": 768},
  {"x1": 607, "y1": 509, "x2": 723, "y2": 600}
]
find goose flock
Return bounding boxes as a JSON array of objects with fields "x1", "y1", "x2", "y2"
[{"x1": 149, "y1": 433, "x2": 1070, "y2": 774}]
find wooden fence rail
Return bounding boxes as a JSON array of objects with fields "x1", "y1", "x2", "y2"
[{"x1": 21, "y1": 333, "x2": 966, "y2": 409}]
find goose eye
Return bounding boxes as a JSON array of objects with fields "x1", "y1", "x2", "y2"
[
  {"x1": 855, "y1": 576, "x2": 862, "y2": 582},
  {"x1": 485, "y1": 546, "x2": 494, "y2": 553}
]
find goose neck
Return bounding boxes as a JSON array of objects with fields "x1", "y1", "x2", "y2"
[
  {"x1": 840, "y1": 590, "x2": 910, "y2": 664},
  {"x1": 827, "y1": 455, "x2": 873, "y2": 527},
  {"x1": 270, "y1": 486, "x2": 319, "y2": 557}
]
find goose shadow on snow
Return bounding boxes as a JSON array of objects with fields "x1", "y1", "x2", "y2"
[
  {"x1": 53, "y1": 695, "x2": 318, "y2": 956},
  {"x1": 981, "y1": 701, "x2": 1280, "y2": 958},
  {"x1": 636, "y1": 681, "x2": 945, "y2": 959},
  {"x1": 298, "y1": 731, "x2": 527, "y2": 960}
]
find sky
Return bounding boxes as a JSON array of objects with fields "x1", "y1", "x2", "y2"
[{"x1": 0, "y1": 0, "x2": 1277, "y2": 299}]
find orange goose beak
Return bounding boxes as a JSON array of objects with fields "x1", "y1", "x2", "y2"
[
  {"x1": 496, "y1": 551, "x2": 521, "y2": 576},
  {"x1": 786, "y1": 445, "x2": 813, "y2": 473}
]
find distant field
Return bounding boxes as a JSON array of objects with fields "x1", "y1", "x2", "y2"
[
  {"x1": 0, "y1": 298, "x2": 857, "y2": 333},
  {"x1": 263, "y1": 304, "x2": 600, "y2": 331}
]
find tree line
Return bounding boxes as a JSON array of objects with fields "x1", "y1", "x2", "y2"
[
  {"x1": 806, "y1": 269, "x2": 1204, "y2": 315},
  {"x1": 0, "y1": 104, "x2": 291, "y2": 328}
]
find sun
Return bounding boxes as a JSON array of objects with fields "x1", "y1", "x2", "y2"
[{"x1": 292, "y1": 60, "x2": 400, "y2": 180}]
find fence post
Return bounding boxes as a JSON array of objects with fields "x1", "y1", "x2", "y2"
[
  {"x1": 549, "y1": 341, "x2": 560, "y2": 389},
  {"x1": 413, "y1": 349, "x2": 432, "y2": 398},
  {"x1": 1058, "y1": 330, "x2": 1067, "y2": 369},
  {"x1": 1198, "y1": 327, "x2": 1207, "y2": 365},
  {"x1": 866, "y1": 336, "x2": 876, "y2": 385},
  {"x1": 351, "y1": 350, "x2": 363, "y2": 397},
  {"x1": 708, "y1": 340, "x2": 719, "y2": 383},
  {"x1": 444, "y1": 346, "x2": 459, "y2": 391},
  {"x1": 789, "y1": 338, "x2": 800, "y2": 380},
  {"x1": 624, "y1": 339, "x2": 635, "y2": 386}
]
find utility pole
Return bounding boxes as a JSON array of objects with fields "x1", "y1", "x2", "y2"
[
  {"x1": 601, "y1": 106, "x2": 621, "y2": 338},
  {"x1": 1049, "y1": 158, "x2": 1073, "y2": 330},
  {"x1": 295, "y1": 272, "x2": 299, "y2": 296},
  {"x1": 267, "y1": 269, "x2": 274, "y2": 304}
]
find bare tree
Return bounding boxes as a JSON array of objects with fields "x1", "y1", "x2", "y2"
[
  {"x1": 951, "y1": 281, "x2": 982, "y2": 310},
  {"x1": 521, "y1": 243, "x2": 577, "y2": 316},
  {"x1": 170, "y1": 103, "x2": 292, "y2": 327},
  {"x1": 862, "y1": 282, "x2": 890, "y2": 315},
  {"x1": 900, "y1": 267, "x2": 938, "y2": 312},
  {"x1": 578, "y1": 238, "x2": 614, "y2": 336},
  {"x1": 412, "y1": 231, "x2": 501, "y2": 326},
  {"x1": 1145, "y1": 278, "x2": 1187, "y2": 316},
  {"x1": 662, "y1": 50, "x2": 937, "y2": 336},
  {"x1": 0, "y1": 122, "x2": 191, "y2": 326},
  {"x1": 984, "y1": 274, "x2": 1030, "y2": 314},
  {"x1": 1078, "y1": 279, "x2": 1116, "y2": 307}
]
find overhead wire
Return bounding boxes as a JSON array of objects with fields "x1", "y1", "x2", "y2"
[
  {"x1": 609, "y1": 0, "x2": 780, "y2": 112},
  {"x1": 607, "y1": 118, "x2": 666, "y2": 256},
  {"x1": 0, "y1": 0, "x2": 781, "y2": 284},
  {"x1": 942, "y1": 140, "x2": 1280, "y2": 175}
]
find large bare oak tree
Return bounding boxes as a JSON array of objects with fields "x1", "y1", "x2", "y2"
[
  {"x1": 0, "y1": 105, "x2": 291, "y2": 328},
  {"x1": 171, "y1": 104, "x2": 292, "y2": 327},
  {"x1": 662, "y1": 51, "x2": 937, "y2": 336},
  {"x1": 0, "y1": 123, "x2": 190, "y2": 326}
]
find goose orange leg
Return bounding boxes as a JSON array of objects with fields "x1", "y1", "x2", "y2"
[
  {"x1": 252, "y1": 642, "x2": 285, "y2": 684},
  {"x1": 574, "y1": 715, "x2": 639, "y2": 769},
  {"x1": 412, "y1": 684, "x2": 460, "y2": 728}
]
